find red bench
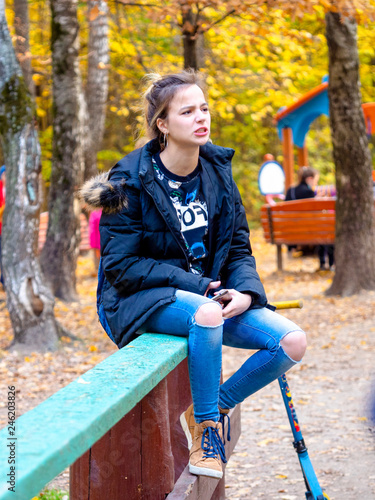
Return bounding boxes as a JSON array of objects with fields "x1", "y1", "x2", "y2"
[{"x1": 260, "y1": 199, "x2": 336, "y2": 270}]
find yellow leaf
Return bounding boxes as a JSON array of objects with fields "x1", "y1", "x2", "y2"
[
  {"x1": 321, "y1": 343, "x2": 332, "y2": 349},
  {"x1": 235, "y1": 451, "x2": 248, "y2": 457},
  {"x1": 32, "y1": 74, "x2": 43, "y2": 85},
  {"x1": 36, "y1": 108, "x2": 46, "y2": 118},
  {"x1": 24, "y1": 356, "x2": 31, "y2": 362},
  {"x1": 89, "y1": 345, "x2": 98, "y2": 352},
  {"x1": 257, "y1": 437, "x2": 277, "y2": 447},
  {"x1": 275, "y1": 474, "x2": 288, "y2": 479}
]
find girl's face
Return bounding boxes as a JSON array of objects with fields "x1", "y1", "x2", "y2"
[{"x1": 157, "y1": 84, "x2": 211, "y2": 150}]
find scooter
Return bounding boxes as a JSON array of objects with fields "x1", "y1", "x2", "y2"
[{"x1": 273, "y1": 300, "x2": 330, "y2": 500}]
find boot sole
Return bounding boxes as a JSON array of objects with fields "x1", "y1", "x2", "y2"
[
  {"x1": 189, "y1": 463, "x2": 223, "y2": 479},
  {"x1": 180, "y1": 412, "x2": 193, "y2": 450}
]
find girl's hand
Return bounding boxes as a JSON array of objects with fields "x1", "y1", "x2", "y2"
[
  {"x1": 221, "y1": 290, "x2": 252, "y2": 319},
  {"x1": 204, "y1": 281, "x2": 221, "y2": 296}
]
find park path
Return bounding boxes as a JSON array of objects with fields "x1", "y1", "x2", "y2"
[{"x1": 0, "y1": 230, "x2": 375, "y2": 499}]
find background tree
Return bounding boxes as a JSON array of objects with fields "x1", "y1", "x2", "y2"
[
  {"x1": 5, "y1": 0, "x2": 375, "y2": 300},
  {"x1": 13, "y1": 0, "x2": 34, "y2": 94},
  {"x1": 325, "y1": 11, "x2": 375, "y2": 296},
  {"x1": 83, "y1": 0, "x2": 109, "y2": 181},
  {"x1": 40, "y1": 0, "x2": 83, "y2": 301},
  {"x1": 0, "y1": 0, "x2": 59, "y2": 351}
]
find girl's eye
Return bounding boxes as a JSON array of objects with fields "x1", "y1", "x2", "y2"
[
  {"x1": 182, "y1": 110, "x2": 191, "y2": 115},
  {"x1": 202, "y1": 107, "x2": 209, "y2": 112}
]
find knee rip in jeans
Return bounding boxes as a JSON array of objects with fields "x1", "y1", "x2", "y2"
[
  {"x1": 280, "y1": 330, "x2": 307, "y2": 362},
  {"x1": 195, "y1": 302, "x2": 223, "y2": 327}
]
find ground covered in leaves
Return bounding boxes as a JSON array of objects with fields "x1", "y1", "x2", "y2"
[{"x1": 1, "y1": 229, "x2": 375, "y2": 499}]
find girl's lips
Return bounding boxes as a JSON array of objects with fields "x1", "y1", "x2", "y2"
[{"x1": 194, "y1": 128, "x2": 208, "y2": 136}]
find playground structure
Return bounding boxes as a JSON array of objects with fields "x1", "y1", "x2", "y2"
[
  {"x1": 260, "y1": 79, "x2": 375, "y2": 269},
  {"x1": 274, "y1": 76, "x2": 375, "y2": 191}
]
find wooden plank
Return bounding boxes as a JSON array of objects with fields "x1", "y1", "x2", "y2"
[
  {"x1": 166, "y1": 405, "x2": 241, "y2": 500},
  {"x1": 166, "y1": 359, "x2": 192, "y2": 480},
  {"x1": 71, "y1": 360, "x2": 192, "y2": 500},
  {"x1": 268, "y1": 199, "x2": 336, "y2": 212},
  {"x1": 0, "y1": 334, "x2": 188, "y2": 500},
  {"x1": 273, "y1": 234, "x2": 335, "y2": 243},
  {"x1": 272, "y1": 222, "x2": 335, "y2": 232},
  {"x1": 273, "y1": 230, "x2": 335, "y2": 239},
  {"x1": 74, "y1": 404, "x2": 143, "y2": 500},
  {"x1": 70, "y1": 449, "x2": 90, "y2": 499},
  {"x1": 140, "y1": 377, "x2": 175, "y2": 499},
  {"x1": 271, "y1": 212, "x2": 335, "y2": 220},
  {"x1": 273, "y1": 236, "x2": 335, "y2": 245}
]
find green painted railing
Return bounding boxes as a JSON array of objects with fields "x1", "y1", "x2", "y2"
[{"x1": 0, "y1": 334, "x2": 188, "y2": 500}]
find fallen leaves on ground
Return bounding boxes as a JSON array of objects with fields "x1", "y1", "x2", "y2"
[{"x1": 0, "y1": 231, "x2": 375, "y2": 498}]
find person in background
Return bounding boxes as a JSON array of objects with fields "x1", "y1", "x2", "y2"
[
  {"x1": 285, "y1": 166, "x2": 318, "y2": 201},
  {"x1": 285, "y1": 166, "x2": 317, "y2": 258},
  {"x1": 0, "y1": 165, "x2": 6, "y2": 287}
]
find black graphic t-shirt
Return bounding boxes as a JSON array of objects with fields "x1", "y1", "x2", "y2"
[{"x1": 152, "y1": 153, "x2": 209, "y2": 275}]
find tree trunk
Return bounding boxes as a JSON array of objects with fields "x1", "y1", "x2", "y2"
[
  {"x1": 0, "y1": 0, "x2": 59, "y2": 351},
  {"x1": 84, "y1": 0, "x2": 109, "y2": 181},
  {"x1": 13, "y1": 0, "x2": 34, "y2": 95},
  {"x1": 325, "y1": 12, "x2": 375, "y2": 296},
  {"x1": 40, "y1": 0, "x2": 83, "y2": 301},
  {"x1": 182, "y1": 7, "x2": 198, "y2": 70}
]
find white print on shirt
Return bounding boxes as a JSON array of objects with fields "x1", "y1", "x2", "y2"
[{"x1": 176, "y1": 203, "x2": 208, "y2": 232}]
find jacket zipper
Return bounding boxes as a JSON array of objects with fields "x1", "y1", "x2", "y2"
[{"x1": 140, "y1": 177, "x2": 190, "y2": 272}]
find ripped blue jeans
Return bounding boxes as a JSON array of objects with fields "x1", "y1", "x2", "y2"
[{"x1": 141, "y1": 290, "x2": 304, "y2": 423}]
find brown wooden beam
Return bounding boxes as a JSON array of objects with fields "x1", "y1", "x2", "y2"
[
  {"x1": 282, "y1": 127, "x2": 294, "y2": 191},
  {"x1": 297, "y1": 144, "x2": 308, "y2": 167}
]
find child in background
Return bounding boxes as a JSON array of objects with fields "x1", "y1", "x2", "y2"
[{"x1": 89, "y1": 209, "x2": 102, "y2": 271}]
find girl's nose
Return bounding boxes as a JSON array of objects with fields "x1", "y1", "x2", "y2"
[{"x1": 196, "y1": 110, "x2": 205, "y2": 121}]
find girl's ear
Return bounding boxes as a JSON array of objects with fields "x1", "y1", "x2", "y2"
[{"x1": 156, "y1": 117, "x2": 168, "y2": 135}]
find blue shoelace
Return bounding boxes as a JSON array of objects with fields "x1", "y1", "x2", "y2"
[
  {"x1": 219, "y1": 412, "x2": 231, "y2": 444},
  {"x1": 201, "y1": 426, "x2": 227, "y2": 464}
]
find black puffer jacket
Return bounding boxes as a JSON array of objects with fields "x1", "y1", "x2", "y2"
[{"x1": 82, "y1": 139, "x2": 267, "y2": 348}]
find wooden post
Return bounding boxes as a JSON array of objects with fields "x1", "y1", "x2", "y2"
[
  {"x1": 282, "y1": 127, "x2": 294, "y2": 191},
  {"x1": 277, "y1": 245, "x2": 283, "y2": 271},
  {"x1": 70, "y1": 359, "x2": 192, "y2": 500},
  {"x1": 297, "y1": 144, "x2": 308, "y2": 167}
]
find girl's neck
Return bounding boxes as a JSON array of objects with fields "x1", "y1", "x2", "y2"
[{"x1": 159, "y1": 144, "x2": 199, "y2": 177}]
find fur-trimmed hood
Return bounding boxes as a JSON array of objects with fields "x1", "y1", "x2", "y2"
[{"x1": 80, "y1": 172, "x2": 128, "y2": 214}]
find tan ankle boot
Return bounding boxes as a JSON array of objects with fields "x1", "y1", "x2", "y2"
[{"x1": 188, "y1": 420, "x2": 225, "y2": 479}]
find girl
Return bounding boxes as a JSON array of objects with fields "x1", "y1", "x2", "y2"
[{"x1": 81, "y1": 71, "x2": 307, "y2": 480}]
